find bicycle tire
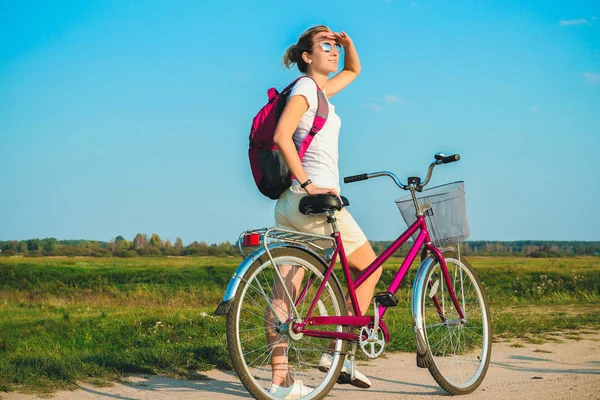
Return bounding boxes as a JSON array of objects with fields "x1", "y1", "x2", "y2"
[
  {"x1": 419, "y1": 252, "x2": 492, "y2": 395},
  {"x1": 227, "y1": 247, "x2": 348, "y2": 400}
]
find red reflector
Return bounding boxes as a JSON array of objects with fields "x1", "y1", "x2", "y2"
[{"x1": 243, "y1": 234, "x2": 261, "y2": 246}]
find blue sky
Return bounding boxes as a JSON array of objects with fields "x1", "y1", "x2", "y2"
[{"x1": 1, "y1": 0, "x2": 599, "y2": 244}]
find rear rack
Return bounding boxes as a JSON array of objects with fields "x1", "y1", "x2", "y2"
[{"x1": 237, "y1": 227, "x2": 336, "y2": 259}]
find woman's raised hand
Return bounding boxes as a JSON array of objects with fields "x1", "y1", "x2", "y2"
[
  {"x1": 320, "y1": 31, "x2": 353, "y2": 48},
  {"x1": 332, "y1": 31, "x2": 352, "y2": 47}
]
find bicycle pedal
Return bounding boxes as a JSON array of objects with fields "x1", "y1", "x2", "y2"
[{"x1": 374, "y1": 292, "x2": 399, "y2": 308}]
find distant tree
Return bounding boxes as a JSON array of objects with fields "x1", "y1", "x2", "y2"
[
  {"x1": 463, "y1": 242, "x2": 471, "y2": 256},
  {"x1": 3, "y1": 241, "x2": 18, "y2": 253},
  {"x1": 133, "y1": 234, "x2": 146, "y2": 250},
  {"x1": 207, "y1": 244, "x2": 227, "y2": 257},
  {"x1": 174, "y1": 237, "x2": 184, "y2": 255},
  {"x1": 219, "y1": 241, "x2": 232, "y2": 252},
  {"x1": 121, "y1": 250, "x2": 138, "y2": 258},
  {"x1": 113, "y1": 235, "x2": 128, "y2": 254},
  {"x1": 91, "y1": 248, "x2": 111, "y2": 257},
  {"x1": 164, "y1": 239, "x2": 173, "y2": 256},
  {"x1": 184, "y1": 241, "x2": 210, "y2": 256},
  {"x1": 42, "y1": 238, "x2": 57, "y2": 253},
  {"x1": 149, "y1": 234, "x2": 162, "y2": 249},
  {"x1": 147, "y1": 247, "x2": 162, "y2": 256},
  {"x1": 109, "y1": 238, "x2": 118, "y2": 255},
  {"x1": 27, "y1": 239, "x2": 41, "y2": 251}
]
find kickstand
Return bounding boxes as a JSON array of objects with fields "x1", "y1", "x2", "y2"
[{"x1": 349, "y1": 341, "x2": 357, "y2": 381}]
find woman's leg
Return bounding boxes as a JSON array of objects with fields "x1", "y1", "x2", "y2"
[
  {"x1": 346, "y1": 240, "x2": 380, "y2": 316},
  {"x1": 325, "y1": 240, "x2": 379, "y2": 356},
  {"x1": 264, "y1": 264, "x2": 305, "y2": 387}
]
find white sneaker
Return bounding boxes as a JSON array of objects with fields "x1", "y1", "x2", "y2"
[
  {"x1": 318, "y1": 353, "x2": 372, "y2": 389},
  {"x1": 268, "y1": 380, "x2": 313, "y2": 399}
]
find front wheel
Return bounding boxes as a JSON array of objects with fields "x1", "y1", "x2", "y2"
[
  {"x1": 226, "y1": 247, "x2": 348, "y2": 400},
  {"x1": 419, "y1": 252, "x2": 492, "y2": 395}
]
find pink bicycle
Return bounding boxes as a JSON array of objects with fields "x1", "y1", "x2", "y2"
[{"x1": 216, "y1": 153, "x2": 491, "y2": 399}]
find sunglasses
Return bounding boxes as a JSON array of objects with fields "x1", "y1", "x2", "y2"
[{"x1": 313, "y1": 42, "x2": 343, "y2": 53}]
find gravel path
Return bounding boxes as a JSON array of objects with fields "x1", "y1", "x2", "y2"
[{"x1": 3, "y1": 332, "x2": 599, "y2": 400}]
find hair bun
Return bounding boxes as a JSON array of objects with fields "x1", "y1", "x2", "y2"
[
  {"x1": 282, "y1": 43, "x2": 299, "y2": 69},
  {"x1": 290, "y1": 44, "x2": 300, "y2": 62}
]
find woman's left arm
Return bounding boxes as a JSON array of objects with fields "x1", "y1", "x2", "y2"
[{"x1": 325, "y1": 31, "x2": 361, "y2": 98}]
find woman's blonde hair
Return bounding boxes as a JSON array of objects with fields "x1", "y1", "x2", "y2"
[{"x1": 282, "y1": 25, "x2": 330, "y2": 73}]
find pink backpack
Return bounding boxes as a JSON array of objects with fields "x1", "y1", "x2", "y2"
[{"x1": 249, "y1": 76, "x2": 329, "y2": 199}]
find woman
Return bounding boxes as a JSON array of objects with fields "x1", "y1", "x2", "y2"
[{"x1": 265, "y1": 25, "x2": 382, "y2": 398}]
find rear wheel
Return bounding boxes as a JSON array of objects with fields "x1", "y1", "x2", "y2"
[
  {"x1": 227, "y1": 247, "x2": 348, "y2": 400},
  {"x1": 419, "y1": 252, "x2": 491, "y2": 395}
]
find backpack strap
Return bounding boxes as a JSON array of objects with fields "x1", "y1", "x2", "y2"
[
  {"x1": 280, "y1": 76, "x2": 305, "y2": 96},
  {"x1": 296, "y1": 77, "x2": 329, "y2": 159}
]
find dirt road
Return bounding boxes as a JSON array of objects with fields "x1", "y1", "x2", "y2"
[{"x1": 4, "y1": 332, "x2": 600, "y2": 400}]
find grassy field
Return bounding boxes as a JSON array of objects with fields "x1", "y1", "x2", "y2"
[{"x1": 0, "y1": 255, "x2": 599, "y2": 395}]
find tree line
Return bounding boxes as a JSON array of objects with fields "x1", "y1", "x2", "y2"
[
  {"x1": 370, "y1": 240, "x2": 600, "y2": 258},
  {"x1": 0, "y1": 234, "x2": 239, "y2": 258},
  {"x1": 1, "y1": 235, "x2": 599, "y2": 258}
]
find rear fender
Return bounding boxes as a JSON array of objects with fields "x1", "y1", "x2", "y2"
[{"x1": 214, "y1": 243, "x2": 327, "y2": 316}]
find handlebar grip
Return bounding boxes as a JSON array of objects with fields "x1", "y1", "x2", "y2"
[
  {"x1": 344, "y1": 173, "x2": 368, "y2": 184},
  {"x1": 442, "y1": 154, "x2": 460, "y2": 164}
]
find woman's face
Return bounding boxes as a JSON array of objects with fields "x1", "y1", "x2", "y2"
[{"x1": 307, "y1": 31, "x2": 342, "y2": 74}]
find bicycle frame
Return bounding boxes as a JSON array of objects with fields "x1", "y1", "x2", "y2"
[{"x1": 292, "y1": 214, "x2": 466, "y2": 342}]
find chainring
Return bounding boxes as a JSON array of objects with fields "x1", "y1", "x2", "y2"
[{"x1": 358, "y1": 325, "x2": 385, "y2": 359}]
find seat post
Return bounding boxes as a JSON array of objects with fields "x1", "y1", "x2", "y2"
[{"x1": 325, "y1": 211, "x2": 339, "y2": 233}]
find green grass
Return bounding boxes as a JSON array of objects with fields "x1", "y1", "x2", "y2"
[{"x1": 0, "y1": 255, "x2": 599, "y2": 394}]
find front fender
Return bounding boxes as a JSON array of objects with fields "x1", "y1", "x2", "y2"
[
  {"x1": 214, "y1": 243, "x2": 325, "y2": 316},
  {"x1": 411, "y1": 255, "x2": 436, "y2": 354}
]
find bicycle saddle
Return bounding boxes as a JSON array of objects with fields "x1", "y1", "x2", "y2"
[{"x1": 299, "y1": 194, "x2": 350, "y2": 215}]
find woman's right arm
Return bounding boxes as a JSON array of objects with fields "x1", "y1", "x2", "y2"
[{"x1": 273, "y1": 95, "x2": 339, "y2": 197}]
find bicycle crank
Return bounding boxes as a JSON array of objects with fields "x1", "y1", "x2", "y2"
[{"x1": 358, "y1": 324, "x2": 385, "y2": 358}]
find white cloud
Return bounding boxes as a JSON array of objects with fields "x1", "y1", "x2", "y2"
[
  {"x1": 559, "y1": 18, "x2": 592, "y2": 26},
  {"x1": 362, "y1": 103, "x2": 383, "y2": 112},
  {"x1": 410, "y1": 1, "x2": 431, "y2": 11},
  {"x1": 384, "y1": 94, "x2": 406, "y2": 105},
  {"x1": 581, "y1": 72, "x2": 600, "y2": 84},
  {"x1": 361, "y1": 95, "x2": 407, "y2": 111},
  {"x1": 529, "y1": 106, "x2": 539, "y2": 113}
]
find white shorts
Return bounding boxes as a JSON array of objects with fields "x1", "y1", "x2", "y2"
[{"x1": 274, "y1": 185, "x2": 368, "y2": 257}]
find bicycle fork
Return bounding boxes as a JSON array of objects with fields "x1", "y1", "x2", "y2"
[{"x1": 411, "y1": 249, "x2": 466, "y2": 358}]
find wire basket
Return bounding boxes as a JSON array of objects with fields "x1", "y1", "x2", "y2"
[{"x1": 395, "y1": 181, "x2": 470, "y2": 247}]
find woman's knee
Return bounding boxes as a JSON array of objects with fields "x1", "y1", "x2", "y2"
[
  {"x1": 347, "y1": 241, "x2": 377, "y2": 270},
  {"x1": 347, "y1": 241, "x2": 380, "y2": 281}
]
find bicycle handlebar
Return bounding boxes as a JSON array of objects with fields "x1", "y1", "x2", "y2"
[
  {"x1": 437, "y1": 154, "x2": 460, "y2": 164},
  {"x1": 343, "y1": 153, "x2": 460, "y2": 191},
  {"x1": 343, "y1": 173, "x2": 368, "y2": 183}
]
